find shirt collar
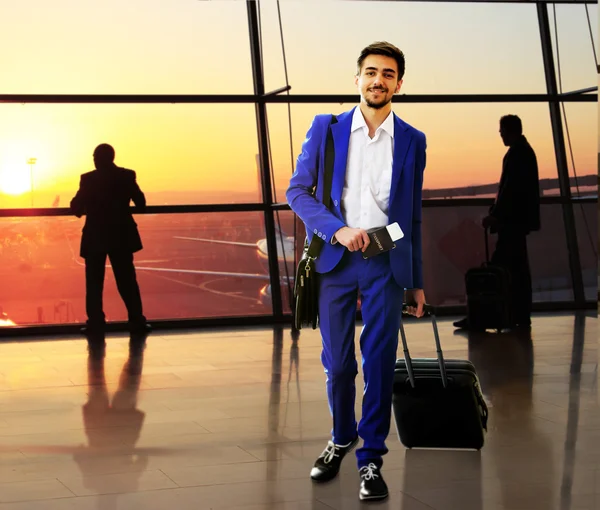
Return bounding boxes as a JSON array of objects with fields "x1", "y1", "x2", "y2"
[{"x1": 351, "y1": 107, "x2": 395, "y2": 138}]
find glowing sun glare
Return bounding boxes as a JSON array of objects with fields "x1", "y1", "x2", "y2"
[{"x1": 0, "y1": 167, "x2": 31, "y2": 196}]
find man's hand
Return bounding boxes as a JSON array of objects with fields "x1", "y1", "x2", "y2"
[
  {"x1": 333, "y1": 226, "x2": 370, "y2": 252},
  {"x1": 405, "y1": 289, "x2": 426, "y2": 318},
  {"x1": 482, "y1": 214, "x2": 501, "y2": 234},
  {"x1": 482, "y1": 215, "x2": 499, "y2": 229}
]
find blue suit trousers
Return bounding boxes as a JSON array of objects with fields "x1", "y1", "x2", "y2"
[{"x1": 318, "y1": 249, "x2": 404, "y2": 469}]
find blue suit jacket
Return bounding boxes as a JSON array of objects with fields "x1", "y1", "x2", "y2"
[{"x1": 286, "y1": 106, "x2": 427, "y2": 289}]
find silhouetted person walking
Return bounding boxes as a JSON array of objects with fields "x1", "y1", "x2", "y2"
[
  {"x1": 455, "y1": 115, "x2": 540, "y2": 330},
  {"x1": 71, "y1": 143, "x2": 150, "y2": 334}
]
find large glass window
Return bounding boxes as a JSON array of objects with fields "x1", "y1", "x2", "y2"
[
  {"x1": 0, "y1": 104, "x2": 261, "y2": 208},
  {"x1": 0, "y1": 212, "x2": 273, "y2": 326},
  {"x1": 572, "y1": 201, "x2": 598, "y2": 301},
  {"x1": 0, "y1": 0, "x2": 596, "y2": 333},
  {"x1": 0, "y1": 0, "x2": 253, "y2": 94},
  {"x1": 271, "y1": 209, "x2": 296, "y2": 314},
  {"x1": 260, "y1": 1, "x2": 546, "y2": 94},
  {"x1": 269, "y1": 103, "x2": 561, "y2": 200},
  {"x1": 559, "y1": 102, "x2": 598, "y2": 196},
  {"x1": 422, "y1": 203, "x2": 574, "y2": 306},
  {"x1": 548, "y1": 3, "x2": 599, "y2": 93}
]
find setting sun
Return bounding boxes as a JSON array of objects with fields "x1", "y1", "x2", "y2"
[{"x1": 0, "y1": 165, "x2": 31, "y2": 196}]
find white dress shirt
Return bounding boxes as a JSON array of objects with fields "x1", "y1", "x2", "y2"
[{"x1": 341, "y1": 107, "x2": 394, "y2": 231}]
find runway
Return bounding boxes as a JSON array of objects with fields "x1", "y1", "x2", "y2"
[
  {"x1": 0, "y1": 202, "x2": 596, "y2": 326},
  {"x1": 0, "y1": 213, "x2": 296, "y2": 325}
]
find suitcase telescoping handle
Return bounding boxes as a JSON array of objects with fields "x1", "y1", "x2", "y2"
[{"x1": 400, "y1": 303, "x2": 448, "y2": 389}]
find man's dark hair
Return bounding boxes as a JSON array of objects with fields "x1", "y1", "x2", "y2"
[
  {"x1": 357, "y1": 41, "x2": 405, "y2": 80},
  {"x1": 500, "y1": 115, "x2": 523, "y2": 135},
  {"x1": 93, "y1": 143, "x2": 115, "y2": 163}
]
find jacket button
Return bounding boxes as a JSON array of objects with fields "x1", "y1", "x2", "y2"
[{"x1": 334, "y1": 200, "x2": 338, "y2": 206}]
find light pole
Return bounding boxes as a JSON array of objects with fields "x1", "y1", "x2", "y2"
[{"x1": 27, "y1": 157, "x2": 36, "y2": 207}]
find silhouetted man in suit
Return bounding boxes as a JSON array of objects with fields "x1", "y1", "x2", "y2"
[
  {"x1": 71, "y1": 144, "x2": 150, "y2": 334},
  {"x1": 455, "y1": 115, "x2": 540, "y2": 330}
]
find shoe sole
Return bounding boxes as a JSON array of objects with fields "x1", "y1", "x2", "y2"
[
  {"x1": 359, "y1": 491, "x2": 389, "y2": 501},
  {"x1": 358, "y1": 493, "x2": 389, "y2": 501},
  {"x1": 310, "y1": 436, "x2": 359, "y2": 483}
]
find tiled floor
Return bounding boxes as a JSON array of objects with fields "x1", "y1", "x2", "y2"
[{"x1": 0, "y1": 311, "x2": 597, "y2": 509}]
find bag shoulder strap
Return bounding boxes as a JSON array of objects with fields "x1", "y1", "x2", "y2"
[
  {"x1": 306, "y1": 114, "x2": 337, "y2": 259},
  {"x1": 321, "y1": 115, "x2": 336, "y2": 209}
]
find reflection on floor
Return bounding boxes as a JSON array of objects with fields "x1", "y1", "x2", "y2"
[{"x1": 0, "y1": 312, "x2": 597, "y2": 509}]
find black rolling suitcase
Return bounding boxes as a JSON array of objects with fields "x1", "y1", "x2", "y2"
[
  {"x1": 464, "y1": 228, "x2": 512, "y2": 332},
  {"x1": 392, "y1": 304, "x2": 489, "y2": 450}
]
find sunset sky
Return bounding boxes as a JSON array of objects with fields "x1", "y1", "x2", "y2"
[{"x1": 0, "y1": 0, "x2": 597, "y2": 207}]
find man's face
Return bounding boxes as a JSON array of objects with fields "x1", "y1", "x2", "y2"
[
  {"x1": 499, "y1": 126, "x2": 513, "y2": 147},
  {"x1": 93, "y1": 150, "x2": 112, "y2": 168},
  {"x1": 355, "y1": 54, "x2": 402, "y2": 109}
]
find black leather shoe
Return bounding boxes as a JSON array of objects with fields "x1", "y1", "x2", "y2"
[
  {"x1": 453, "y1": 317, "x2": 469, "y2": 329},
  {"x1": 80, "y1": 324, "x2": 105, "y2": 336},
  {"x1": 130, "y1": 322, "x2": 152, "y2": 334},
  {"x1": 359, "y1": 463, "x2": 388, "y2": 501},
  {"x1": 513, "y1": 317, "x2": 531, "y2": 328},
  {"x1": 310, "y1": 437, "x2": 359, "y2": 482}
]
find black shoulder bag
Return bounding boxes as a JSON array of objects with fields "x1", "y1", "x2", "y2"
[{"x1": 293, "y1": 114, "x2": 337, "y2": 330}]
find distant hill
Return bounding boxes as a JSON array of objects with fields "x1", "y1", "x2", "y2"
[{"x1": 422, "y1": 174, "x2": 597, "y2": 199}]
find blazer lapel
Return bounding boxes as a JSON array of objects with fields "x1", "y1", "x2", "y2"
[
  {"x1": 330, "y1": 109, "x2": 353, "y2": 202},
  {"x1": 389, "y1": 114, "x2": 413, "y2": 206}
]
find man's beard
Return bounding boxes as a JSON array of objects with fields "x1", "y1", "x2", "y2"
[
  {"x1": 365, "y1": 98, "x2": 391, "y2": 109},
  {"x1": 365, "y1": 89, "x2": 391, "y2": 109}
]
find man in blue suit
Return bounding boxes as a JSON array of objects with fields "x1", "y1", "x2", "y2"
[{"x1": 286, "y1": 41, "x2": 427, "y2": 501}]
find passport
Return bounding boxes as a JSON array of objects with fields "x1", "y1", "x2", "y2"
[{"x1": 362, "y1": 223, "x2": 404, "y2": 259}]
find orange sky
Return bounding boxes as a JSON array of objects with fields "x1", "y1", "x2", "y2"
[{"x1": 0, "y1": 0, "x2": 597, "y2": 207}]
